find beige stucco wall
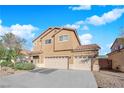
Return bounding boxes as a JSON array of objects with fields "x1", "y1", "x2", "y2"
[
  {"x1": 111, "y1": 39, "x2": 124, "y2": 52},
  {"x1": 32, "y1": 28, "x2": 99, "y2": 57},
  {"x1": 32, "y1": 28, "x2": 99, "y2": 70},
  {"x1": 32, "y1": 28, "x2": 80, "y2": 65},
  {"x1": 33, "y1": 28, "x2": 80, "y2": 55},
  {"x1": 92, "y1": 59, "x2": 100, "y2": 71},
  {"x1": 54, "y1": 29, "x2": 80, "y2": 51},
  {"x1": 108, "y1": 49, "x2": 124, "y2": 72},
  {"x1": 73, "y1": 51, "x2": 98, "y2": 56},
  {"x1": 32, "y1": 38, "x2": 42, "y2": 51}
]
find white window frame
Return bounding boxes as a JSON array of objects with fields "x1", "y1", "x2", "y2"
[
  {"x1": 120, "y1": 44, "x2": 124, "y2": 49},
  {"x1": 44, "y1": 38, "x2": 52, "y2": 45},
  {"x1": 59, "y1": 35, "x2": 69, "y2": 42}
]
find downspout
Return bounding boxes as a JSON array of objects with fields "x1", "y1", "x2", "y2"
[{"x1": 53, "y1": 36, "x2": 55, "y2": 52}]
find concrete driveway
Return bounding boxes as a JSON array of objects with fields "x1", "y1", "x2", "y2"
[{"x1": 0, "y1": 68, "x2": 97, "y2": 88}]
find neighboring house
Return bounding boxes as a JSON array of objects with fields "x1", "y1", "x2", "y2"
[
  {"x1": 108, "y1": 37, "x2": 124, "y2": 72},
  {"x1": 31, "y1": 27, "x2": 100, "y2": 70},
  {"x1": 16, "y1": 49, "x2": 31, "y2": 62}
]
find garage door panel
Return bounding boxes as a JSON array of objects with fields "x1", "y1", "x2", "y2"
[
  {"x1": 73, "y1": 56, "x2": 91, "y2": 70},
  {"x1": 45, "y1": 57, "x2": 68, "y2": 69}
]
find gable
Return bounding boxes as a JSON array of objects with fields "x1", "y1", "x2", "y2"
[
  {"x1": 53, "y1": 29, "x2": 80, "y2": 50},
  {"x1": 33, "y1": 27, "x2": 54, "y2": 42},
  {"x1": 111, "y1": 38, "x2": 124, "y2": 49},
  {"x1": 52, "y1": 28, "x2": 81, "y2": 45},
  {"x1": 33, "y1": 27, "x2": 81, "y2": 46}
]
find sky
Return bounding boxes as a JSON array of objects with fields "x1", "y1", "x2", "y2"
[{"x1": 0, "y1": 5, "x2": 124, "y2": 55}]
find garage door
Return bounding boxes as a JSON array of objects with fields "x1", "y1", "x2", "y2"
[
  {"x1": 44, "y1": 56, "x2": 69, "y2": 69},
  {"x1": 73, "y1": 56, "x2": 91, "y2": 70}
]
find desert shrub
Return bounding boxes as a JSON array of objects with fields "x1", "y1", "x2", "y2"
[
  {"x1": 0, "y1": 61, "x2": 14, "y2": 68},
  {"x1": 14, "y1": 62, "x2": 35, "y2": 70}
]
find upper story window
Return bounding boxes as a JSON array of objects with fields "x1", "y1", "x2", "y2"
[
  {"x1": 120, "y1": 44, "x2": 124, "y2": 49},
  {"x1": 33, "y1": 42, "x2": 37, "y2": 46},
  {"x1": 45, "y1": 39, "x2": 52, "y2": 44},
  {"x1": 115, "y1": 47, "x2": 117, "y2": 50},
  {"x1": 59, "y1": 35, "x2": 69, "y2": 42}
]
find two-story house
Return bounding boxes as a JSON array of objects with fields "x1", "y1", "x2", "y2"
[
  {"x1": 30, "y1": 27, "x2": 100, "y2": 70},
  {"x1": 108, "y1": 37, "x2": 124, "y2": 72}
]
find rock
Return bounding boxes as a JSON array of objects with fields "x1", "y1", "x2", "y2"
[{"x1": 93, "y1": 71, "x2": 124, "y2": 88}]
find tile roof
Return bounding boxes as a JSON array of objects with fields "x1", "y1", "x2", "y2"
[
  {"x1": 29, "y1": 50, "x2": 42, "y2": 55},
  {"x1": 74, "y1": 44, "x2": 100, "y2": 51},
  {"x1": 20, "y1": 49, "x2": 42, "y2": 55},
  {"x1": 20, "y1": 49, "x2": 31, "y2": 55}
]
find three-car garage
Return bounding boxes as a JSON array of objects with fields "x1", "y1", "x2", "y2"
[{"x1": 44, "y1": 56, "x2": 92, "y2": 70}]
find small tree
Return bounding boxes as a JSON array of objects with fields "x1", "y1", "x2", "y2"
[
  {"x1": 0, "y1": 40, "x2": 6, "y2": 60},
  {"x1": 0, "y1": 33, "x2": 26, "y2": 63}
]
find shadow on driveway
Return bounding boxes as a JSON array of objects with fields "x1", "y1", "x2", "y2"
[
  {"x1": 30, "y1": 68, "x2": 58, "y2": 74},
  {"x1": 0, "y1": 68, "x2": 97, "y2": 88}
]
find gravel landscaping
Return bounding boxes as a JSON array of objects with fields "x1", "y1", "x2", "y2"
[
  {"x1": 0, "y1": 67, "x2": 26, "y2": 77},
  {"x1": 93, "y1": 70, "x2": 124, "y2": 88}
]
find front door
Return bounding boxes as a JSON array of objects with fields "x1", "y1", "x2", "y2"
[{"x1": 33, "y1": 56, "x2": 39, "y2": 64}]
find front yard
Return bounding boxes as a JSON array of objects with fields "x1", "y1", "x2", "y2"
[
  {"x1": 0, "y1": 61, "x2": 35, "y2": 77},
  {"x1": 0, "y1": 67, "x2": 26, "y2": 77},
  {"x1": 93, "y1": 70, "x2": 124, "y2": 88}
]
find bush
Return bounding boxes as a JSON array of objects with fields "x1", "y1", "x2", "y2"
[
  {"x1": 0, "y1": 61, "x2": 14, "y2": 68},
  {"x1": 14, "y1": 62, "x2": 35, "y2": 70}
]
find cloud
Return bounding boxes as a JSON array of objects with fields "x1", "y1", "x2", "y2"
[
  {"x1": 0, "y1": 23, "x2": 38, "y2": 40},
  {"x1": 64, "y1": 20, "x2": 90, "y2": 32},
  {"x1": 79, "y1": 33, "x2": 93, "y2": 45},
  {"x1": 0, "y1": 26, "x2": 9, "y2": 35},
  {"x1": 86, "y1": 8, "x2": 124, "y2": 26},
  {"x1": 106, "y1": 43, "x2": 113, "y2": 48},
  {"x1": 81, "y1": 25, "x2": 89, "y2": 31},
  {"x1": 64, "y1": 24, "x2": 80, "y2": 29},
  {"x1": 75, "y1": 20, "x2": 84, "y2": 25},
  {"x1": 69, "y1": 5, "x2": 91, "y2": 10},
  {"x1": 67, "y1": 8, "x2": 124, "y2": 27},
  {"x1": 64, "y1": 20, "x2": 84, "y2": 29},
  {"x1": 0, "y1": 19, "x2": 38, "y2": 49},
  {"x1": 10, "y1": 24, "x2": 38, "y2": 39}
]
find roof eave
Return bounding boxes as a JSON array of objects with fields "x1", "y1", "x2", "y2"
[{"x1": 32, "y1": 27, "x2": 53, "y2": 42}]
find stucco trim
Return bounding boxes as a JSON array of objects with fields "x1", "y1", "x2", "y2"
[
  {"x1": 33, "y1": 27, "x2": 81, "y2": 45},
  {"x1": 111, "y1": 37, "x2": 124, "y2": 49},
  {"x1": 32, "y1": 27, "x2": 54, "y2": 42},
  {"x1": 107, "y1": 48, "x2": 124, "y2": 55},
  {"x1": 52, "y1": 28, "x2": 81, "y2": 45}
]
